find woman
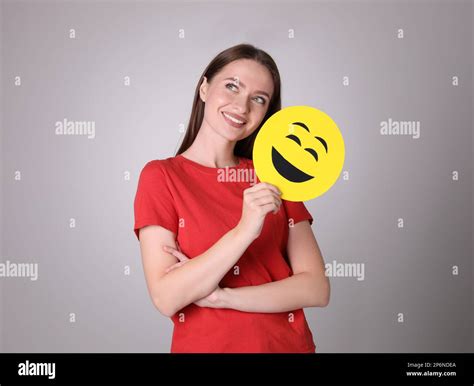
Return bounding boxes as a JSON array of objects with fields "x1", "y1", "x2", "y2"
[{"x1": 133, "y1": 43, "x2": 330, "y2": 353}]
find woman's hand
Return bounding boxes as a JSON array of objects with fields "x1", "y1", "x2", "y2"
[
  {"x1": 193, "y1": 287, "x2": 224, "y2": 308},
  {"x1": 236, "y1": 182, "x2": 282, "y2": 241},
  {"x1": 162, "y1": 244, "x2": 224, "y2": 308}
]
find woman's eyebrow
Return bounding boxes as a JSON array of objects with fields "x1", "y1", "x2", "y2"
[{"x1": 223, "y1": 77, "x2": 270, "y2": 98}]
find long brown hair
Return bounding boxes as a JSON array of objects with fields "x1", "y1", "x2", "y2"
[{"x1": 175, "y1": 43, "x2": 281, "y2": 160}]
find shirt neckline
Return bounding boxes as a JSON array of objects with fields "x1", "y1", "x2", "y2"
[{"x1": 176, "y1": 154, "x2": 248, "y2": 174}]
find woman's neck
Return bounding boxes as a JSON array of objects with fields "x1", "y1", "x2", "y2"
[{"x1": 181, "y1": 128, "x2": 239, "y2": 168}]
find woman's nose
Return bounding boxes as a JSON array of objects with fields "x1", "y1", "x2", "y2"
[{"x1": 232, "y1": 93, "x2": 249, "y2": 113}]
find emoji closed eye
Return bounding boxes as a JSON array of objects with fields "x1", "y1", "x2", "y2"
[
  {"x1": 286, "y1": 134, "x2": 301, "y2": 146},
  {"x1": 305, "y1": 148, "x2": 318, "y2": 162},
  {"x1": 286, "y1": 134, "x2": 319, "y2": 162}
]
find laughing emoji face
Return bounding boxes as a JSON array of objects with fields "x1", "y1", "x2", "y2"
[{"x1": 253, "y1": 106, "x2": 345, "y2": 201}]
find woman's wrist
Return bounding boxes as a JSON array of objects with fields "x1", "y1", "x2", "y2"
[
  {"x1": 217, "y1": 287, "x2": 235, "y2": 309},
  {"x1": 233, "y1": 222, "x2": 257, "y2": 244}
]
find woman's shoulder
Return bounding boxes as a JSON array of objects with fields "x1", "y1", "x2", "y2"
[{"x1": 139, "y1": 156, "x2": 181, "y2": 176}]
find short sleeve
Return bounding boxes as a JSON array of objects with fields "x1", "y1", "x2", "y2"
[
  {"x1": 282, "y1": 200, "x2": 314, "y2": 226},
  {"x1": 133, "y1": 161, "x2": 179, "y2": 240}
]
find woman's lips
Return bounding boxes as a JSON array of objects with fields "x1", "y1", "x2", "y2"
[{"x1": 222, "y1": 111, "x2": 246, "y2": 128}]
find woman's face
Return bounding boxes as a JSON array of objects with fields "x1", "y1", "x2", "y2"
[{"x1": 199, "y1": 58, "x2": 275, "y2": 143}]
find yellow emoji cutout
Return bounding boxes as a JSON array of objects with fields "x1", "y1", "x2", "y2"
[{"x1": 253, "y1": 106, "x2": 345, "y2": 202}]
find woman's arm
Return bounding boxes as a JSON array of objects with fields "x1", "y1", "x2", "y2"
[
  {"x1": 140, "y1": 224, "x2": 255, "y2": 317},
  {"x1": 215, "y1": 220, "x2": 330, "y2": 313},
  {"x1": 139, "y1": 182, "x2": 281, "y2": 317}
]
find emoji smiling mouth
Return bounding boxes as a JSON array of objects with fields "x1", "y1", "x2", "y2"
[{"x1": 271, "y1": 147, "x2": 314, "y2": 183}]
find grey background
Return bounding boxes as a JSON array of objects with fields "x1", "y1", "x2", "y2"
[{"x1": 1, "y1": 0, "x2": 472, "y2": 352}]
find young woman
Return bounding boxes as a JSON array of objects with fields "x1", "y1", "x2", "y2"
[{"x1": 133, "y1": 43, "x2": 330, "y2": 353}]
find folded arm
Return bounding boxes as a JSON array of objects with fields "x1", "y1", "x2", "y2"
[{"x1": 217, "y1": 220, "x2": 330, "y2": 312}]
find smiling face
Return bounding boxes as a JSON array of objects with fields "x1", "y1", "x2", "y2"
[
  {"x1": 199, "y1": 59, "x2": 274, "y2": 143},
  {"x1": 271, "y1": 121, "x2": 329, "y2": 183},
  {"x1": 253, "y1": 106, "x2": 345, "y2": 202}
]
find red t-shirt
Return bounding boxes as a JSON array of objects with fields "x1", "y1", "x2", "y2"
[{"x1": 133, "y1": 154, "x2": 316, "y2": 353}]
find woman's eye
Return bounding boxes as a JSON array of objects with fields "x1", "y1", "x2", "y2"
[
  {"x1": 225, "y1": 83, "x2": 266, "y2": 105},
  {"x1": 253, "y1": 96, "x2": 266, "y2": 105},
  {"x1": 225, "y1": 82, "x2": 238, "y2": 91}
]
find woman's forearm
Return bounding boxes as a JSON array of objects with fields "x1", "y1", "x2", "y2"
[
  {"x1": 159, "y1": 226, "x2": 255, "y2": 315},
  {"x1": 219, "y1": 272, "x2": 328, "y2": 313}
]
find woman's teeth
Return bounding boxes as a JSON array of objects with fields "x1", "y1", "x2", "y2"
[{"x1": 223, "y1": 112, "x2": 245, "y2": 124}]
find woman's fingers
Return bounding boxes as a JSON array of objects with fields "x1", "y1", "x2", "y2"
[
  {"x1": 245, "y1": 187, "x2": 282, "y2": 208},
  {"x1": 260, "y1": 202, "x2": 280, "y2": 214},
  {"x1": 162, "y1": 245, "x2": 189, "y2": 261},
  {"x1": 247, "y1": 189, "x2": 281, "y2": 202},
  {"x1": 165, "y1": 260, "x2": 186, "y2": 273},
  {"x1": 251, "y1": 195, "x2": 281, "y2": 208},
  {"x1": 247, "y1": 182, "x2": 281, "y2": 195}
]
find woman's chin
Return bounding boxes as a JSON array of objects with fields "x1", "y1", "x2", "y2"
[{"x1": 215, "y1": 128, "x2": 245, "y2": 142}]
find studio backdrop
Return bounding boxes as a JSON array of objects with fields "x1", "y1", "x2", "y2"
[{"x1": 1, "y1": 0, "x2": 472, "y2": 352}]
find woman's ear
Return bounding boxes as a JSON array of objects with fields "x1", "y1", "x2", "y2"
[{"x1": 199, "y1": 76, "x2": 208, "y2": 103}]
